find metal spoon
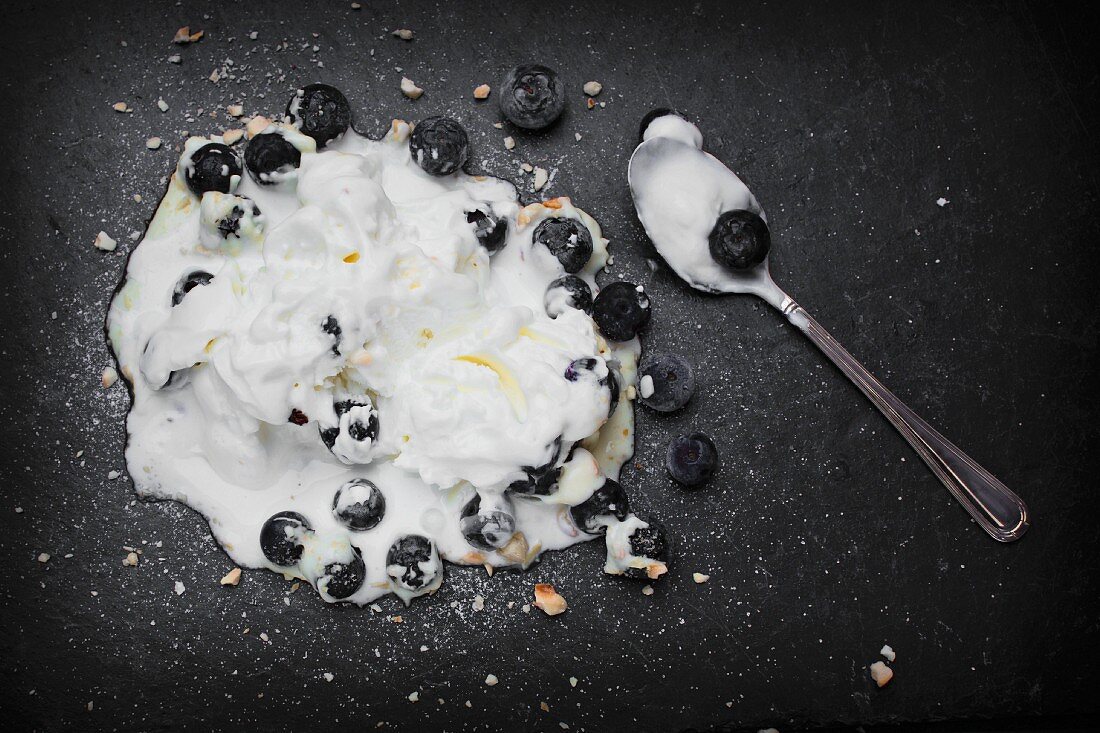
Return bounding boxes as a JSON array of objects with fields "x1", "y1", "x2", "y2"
[{"x1": 627, "y1": 119, "x2": 1029, "y2": 542}]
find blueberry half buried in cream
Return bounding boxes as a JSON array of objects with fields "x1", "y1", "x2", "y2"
[{"x1": 106, "y1": 90, "x2": 666, "y2": 606}]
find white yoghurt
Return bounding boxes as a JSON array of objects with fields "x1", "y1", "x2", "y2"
[{"x1": 108, "y1": 118, "x2": 651, "y2": 605}]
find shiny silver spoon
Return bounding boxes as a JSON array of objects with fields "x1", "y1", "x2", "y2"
[{"x1": 627, "y1": 114, "x2": 1028, "y2": 542}]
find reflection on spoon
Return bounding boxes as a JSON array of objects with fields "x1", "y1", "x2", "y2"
[{"x1": 627, "y1": 112, "x2": 1029, "y2": 542}]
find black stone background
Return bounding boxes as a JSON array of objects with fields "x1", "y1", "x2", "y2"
[{"x1": 1, "y1": 1, "x2": 1097, "y2": 731}]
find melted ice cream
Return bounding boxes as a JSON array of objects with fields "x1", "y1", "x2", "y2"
[{"x1": 108, "y1": 119, "x2": 647, "y2": 605}]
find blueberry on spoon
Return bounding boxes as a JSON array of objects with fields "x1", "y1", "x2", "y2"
[
  {"x1": 499, "y1": 64, "x2": 565, "y2": 130},
  {"x1": 709, "y1": 210, "x2": 770, "y2": 270}
]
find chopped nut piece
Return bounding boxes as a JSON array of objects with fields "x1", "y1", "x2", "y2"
[
  {"x1": 246, "y1": 115, "x2": 271, "y2": 138},
  {"x1": 174, "y1": 580, "x2": 186, "y2": 596},
  {"x1": 641, "y1": 584, "x2": 654, "y2": 596},
  {"x1": 220, "y1": 129, "x2": 243, "y2": 146},
  {"x1": 533, "y1": 583, "x2": 568, "y2": 616},
  {"x1": 503, "y1": 136, "x2": 515, "y2": 150},
  {"x1": 583, "y1": 81, "x2": 603, "y2": 96},
  {"x1": 209, "y1": 68, "x2": 221, "y2": 83},
  {"x1": 393, "y1": 29, "x2": 415, "y2": 40},
  {"x1": 111, "y1": 102, "x2": 130, "y2": 113},
  {"x1": 484, "y1": 674, "x2": 498, "y2": 686},
  {"x1": 93, "y1": 231, "x2": 117, "y2": 252},
  {"x1": 498, "y1": 532, "x2": 529, "y2": 564},
  {"x1": 146, "y1": 137, "x2": 162, "y2": 150},
  {"x1": 400, "y1": 77, "x2": 424, "y2": 99},
  {"x1": 492, "y1": 121, "x2": 504, "y2": 129},
  {"x1": 167, "y1": 54, "x2": 181, "y2": 64},
  {"x1": 172, "y1": 26, "x2": 192, "y2": 44},
  {"x1": 540, "y1": 702, "x2": 550, "y2": 712},
  {"x1": 575, "y1": 132, "x2": 582, "y2": 142},
  {"x1": 870, "y1": 661, "x2": 893, "y2": 687},
  {"x1": 351, "y1": 2, "x2": 362, "y2": 8},
  {"x1": 123, "y1": 551, "x2": 139, "y2": 567},
  {"x1": 473, "y1": 84, "x2": 491, "y2": 100},
  {"x1": 533, "y1": 167, "x2": 548, "y2": 192},
  {"x1": 323, "y1": 672, "x2": 334, "y2": 682},
  {"x1": 106, "y1": 470, "x2": 120, "y2": 480},
  {"x1": 692, "y1": 572, "x2": 710, "y2": 584},
  {"x1": 101, "y1": 366, "x2": 119, "y2": 388},
  {"x1": 408, "y1": 691, "x2": 419, "y2": 702},
  {"x1": 586, "y1": 98, "x2": 596, "y2": 110},
  {"x1": 472, "y1": 594, "x2": 485, "y2": 611},
  {"x1": 157, "y1": 99, "x2": 169, "y2": 112},
  {"x1": 227, "y1": 104, "x2": 244, "y2": 117},
  {"x1": 568, "y1": 676, "x2": 578, "y2": 688},
  {"x1": 520, "y1": 162, "x2": 533, "y2": 173},
  {"x1": 37, "y1": 553, "x2": 50, "y2": 563},
  {"x1": 220, "y1": 567, "x2": 242, "y2": 586},
  {"x1": 189, "y1": 30, "x2": 204, "y2": 42},
  {"x1": 880, "y1": 644, "x2": 896, "y2": 662}
]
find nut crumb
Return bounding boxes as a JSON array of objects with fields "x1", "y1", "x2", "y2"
[
  {"x1": 880, "y1": 644, "x2": 896, "y2": 662},
  {"x1": 323, "y1": 672, "x2": 334, "y2": 682},
  {"x1": 392, "y1": 29, "x2": 415, "y2": 40},
  {"x1": 503, "y1": 136, "x2": 515, "y2": 150},
  {"x1": 173, "y1": 26, "x2": 203, "y2": 44},
  {"x1": 351, "y1": 2, "x2": 361, "y2": 8},
  {"x1": 101, "y1": 366, "x2": 119, "y2": 388},
  {"x1": 227, "y1": 104, "x2": 244, "y2": 117},
  {"x1": 484, "y1": 674, "x2": 498, "y2": 686},
  {"x1": 246, "y1": 116, "x2": 271, "y2": 138},
  {"x1": 174, "y1": 580, "x2": 186, "y2": 596},
  {"x1": 472, "y1": 594, "x2": 485, "y2": 611},
  {"x1": 533, "y1": 583, "x2": 568, "y2": 616},
  {"x1": 586, "y1": 98, "x2": 596, "y2": 110},
  {"x1": 569, "y1": 676, "x2": 578, "y2": 687},
  {"x1": 642, "y1": 584, "x2": 654, "y2": 595},
  {"x1": 692, "y1": 572, "x2": 710, "y2": 584},
  {"x1": 520, "y1": 162, "x2": 533, "y2": 173},
  {"x1": 492, "y1": 121, "x2": 504, "y2": 129},
  {"x1": 145, "y1": 137, "x2": 162, "y2": 150},
  {"x1": 111, "y1": 102, "x2": 130, "y2": 113},
  {"x1": 533, "y1": 167, "x2": 549, "y2": 192},
  {"x1": 220, "y1": 567, "x2": 242, "y2": 586},
  {"x1": 157, "y1": 99, "x2": 169, "y2": 113},
  {"x1": 94, "y1": 231, "x2": 117, "y2": 252},
  {"x1": 407, "y1": 691, "x2": 419, "y2": 702},
  {"x1": 583, "y1": 81, "x2": 603, "y2": 96},
  {"x1": 123, "y1": 551, "x2": 139, "y2": 567},
  {"x1": 870, "y1": 661, "x2": 893, "y2": 687},
  {"x1": 473, "y1": 84, "x2": 491, "y2": 100},
  {"x1": 540, "y1": 702, "x2": 550, "y2": 712},
  {"x1": 37, "y1": 553, "x2": 50, "y2": 563},
  {"x1": 221, "y1": 129, "x2": 244, "y2": 146},
  {"x1": 400, "y1": 77, "x2": 424, "y2": 99}
]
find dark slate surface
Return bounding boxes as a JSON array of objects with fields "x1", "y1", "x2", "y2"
[{"x1": 1, "y1": 1, "x2": 1097, "y2": 731}]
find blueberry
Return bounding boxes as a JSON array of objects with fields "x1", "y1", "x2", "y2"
[
  {"x1": 708, "y1": 210, "x2": 770, "y2": 270},
  {"x1": 508, "y1": 438, "x2": 563, "y2": 496},
  {"x1": 544, "y1": 275, "x2": 592, "y2": 318},
  {"x1": 624, "y1": 517, "x2": 669, "y2": 579},
  {"x1": 459, "y1": 494, "x2": 516, "y2": 551},
  {"x1": 467, "y1": 209, "x2": 507, "y2": 253},
  {"x1": 604, "y1": 364, "x2": 621, "y2": 419},
  {"x1": 563, "y1": 358, "x2": 618, "y2": 419},
  {"x1": 319, "y1": 398, "x2": 379, "y2": 454},
  {"x1": 332, "y1": 478, "x2": 386, "y2": 531},
  {"x1": 592, "y1": 282, "x2": 651, "y2": 342},
  {"x1": 499, "y1": 65, "x2": 565, "y2": 130},
  {"x1": 638, "y1": 353, "x2": 695, "y2": 412},
  {"x1": 319, "y1": 547, "x2": 366, "y2": 600},
  {"x1": 171, "y1": 270, "x2": 213, "y2": 306},
  {"x1": 409, "y1": 116, "x2": 468, "y2": 176},
  {"x1": 215, "y1": 200, "x2": 261, "y2": 240},
  {"x1": 386, "y1": 535, "x2": 436, "y2": 591},
  {"x1": 321, "y1": 315, "x2": 342, "y2": 355},
  {"x1": 259, "y1": 511, "x2": 311, "y2": 566},
  {"x1": 638, "y1": 108, "x2": 688, "y2": 142},
  {"x1": 666, "y1": 433, "x2": 718, "y2": 488},
  {"x1": 244, "y1": 129, "x2": 302, "y2": 185},
  {"x1": 185, "y1": 143, "x2": 241, "y2": 196},
  {"x1": 533, "y1": 218, "x2": 593, "y2": 274},
  {"x1": 286, "y1": 84, "x2": 351, "y2": 147},
  {"x1": 570, "y1": 478, "x2": 630, "y2": 535}
]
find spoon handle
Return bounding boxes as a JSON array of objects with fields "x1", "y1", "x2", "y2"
[{"x1": 776, "y1": 294, "x2": 1029, "y2": 542}]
